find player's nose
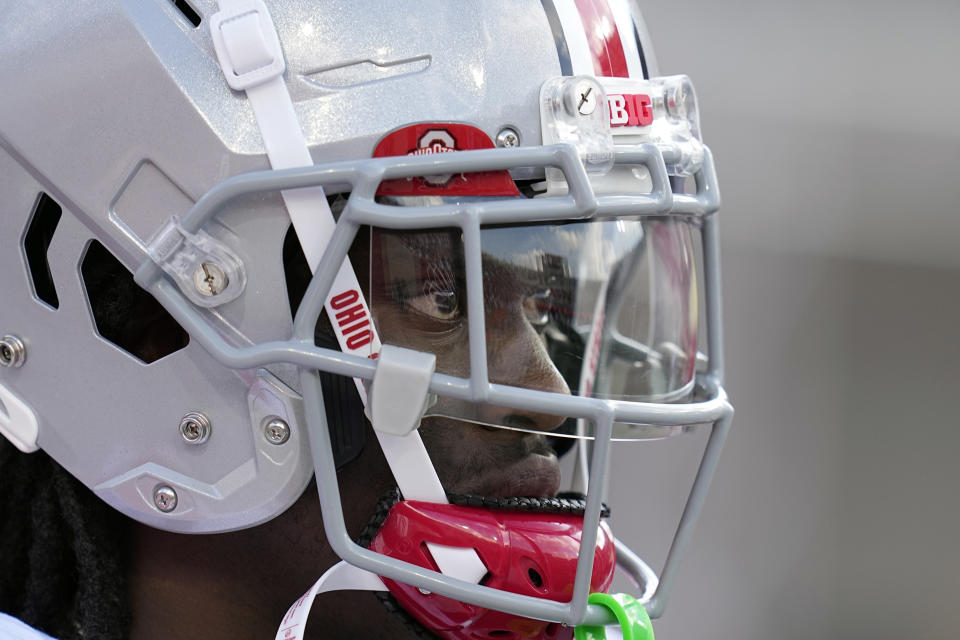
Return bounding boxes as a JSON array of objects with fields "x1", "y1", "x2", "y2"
[{"x1": 480, "y1": 318, "x2": 570, "y2": 433}]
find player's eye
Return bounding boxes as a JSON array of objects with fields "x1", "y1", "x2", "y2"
[{"x1": 408, "y1": 289, "x2": 459, "y2": 321}]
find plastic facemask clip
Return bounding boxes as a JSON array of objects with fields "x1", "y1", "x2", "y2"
[
  {"x1": 366, "y1": 345, "x2": 436, "y2": 437},
  {"x1": 540, "y1": 76, "x2": 616, "y2": 174},
  {"x1": 600, "y1": 74, "x2": 705, "y2": 176},
  {"x1": 146, "y1": 217, "x2": 247, "y2": 308}
]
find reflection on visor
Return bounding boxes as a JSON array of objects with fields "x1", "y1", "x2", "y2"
[{"x1": 370, "y1": 198, "x2": 699, "y2": 439}]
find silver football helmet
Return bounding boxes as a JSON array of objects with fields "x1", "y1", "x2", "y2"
[{"x1": 0, "y1": 0, "x2": 732, "y2": 635}]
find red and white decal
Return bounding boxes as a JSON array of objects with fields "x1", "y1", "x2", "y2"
[
  {"x1": 607, "y1": 92, "x2": 653, "y2": 127},
  {"x1": 573, "y1": 0, "x2": 628, "y2": 77},
  {"x1": 409, "y1": 129, "x2": 456, "y2": 157},
  {"x1": 329, "y1": 289, "x2": 374, "y2": 351},
  {"x1": 374, "y1": 123, "x2": 520, "y2": 197},
  {"x1": 547, "y1": 0, "x2": 645, "y2": 79}
]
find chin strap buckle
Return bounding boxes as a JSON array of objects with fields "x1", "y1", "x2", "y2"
[{"x1": 210, "y1": 0, "x2": 286, "y2": 90}]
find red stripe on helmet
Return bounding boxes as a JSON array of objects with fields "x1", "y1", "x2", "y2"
[{"x1": 573, "y1": 0, "x2": 629, "y2": 77}]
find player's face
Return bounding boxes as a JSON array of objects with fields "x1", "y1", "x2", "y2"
[{"x1": 370, "y1": 228, "x2": 569, "y2": 498}]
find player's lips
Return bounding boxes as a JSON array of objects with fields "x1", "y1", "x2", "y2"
[{"x1": 469, "y1": 450, "x2": 561, "y2": 499}]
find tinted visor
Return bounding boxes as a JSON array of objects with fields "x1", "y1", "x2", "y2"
[{"x1": 370, "y1": 206, "x2": 699, "y2": 439}]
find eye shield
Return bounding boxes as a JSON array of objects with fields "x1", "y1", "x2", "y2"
[{"x1": 369, "y1": 211, "x2": 700, "y2": 440}]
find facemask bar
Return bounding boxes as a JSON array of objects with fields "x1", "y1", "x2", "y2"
[{"x1": 133, "y1": 142, "x2": 732, "y2": 626}]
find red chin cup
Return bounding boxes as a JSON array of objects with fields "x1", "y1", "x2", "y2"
[{"x1": 369, "y1": 500, "x2": 617, "y2": 640}]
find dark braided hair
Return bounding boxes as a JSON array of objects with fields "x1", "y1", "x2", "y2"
[
  {"x1": 0, "y1": 438, "x2": 130, "y2": 640},
  {"x1": 0, "y1": 438, "x2": 131, "y2": 639}
]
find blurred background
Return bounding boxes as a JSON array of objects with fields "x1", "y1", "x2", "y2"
[{"x1": 607, "y1": 2, "x2": 960, "y2": 638}]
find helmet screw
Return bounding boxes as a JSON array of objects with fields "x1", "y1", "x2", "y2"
[
  {"x1": 179, "y1": 412, "x2": 211, "y2": 445},
  {"x1": 567, "y1": 79, "x2": 598, "y2": 116},
  {"x1": 192, "y1": 262, "x2": 229, "y2": 297},
  {"x1": 665, "y1": 82, "x2": 689, "y2": 119},
  {"x1": 495, "y1": 127, "x2": 520, "y2": 148},
  {"x1": 153, "y1": 485, "x2": 178, "y2": 513},
  {"x1": 263, "y1": 417, "x2": 290, "y2": 445},
  {"x1": 0, "y1": 335, "x2": 26, "y2": 368}
]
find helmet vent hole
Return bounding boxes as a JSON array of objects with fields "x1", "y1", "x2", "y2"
[
  {"x1": 527, "y1": 568, "x2": 543, "y2": 588},
  {"x1": 487, "y1": 632, "x2": 512, "y2": 638},
  {"x1": 170, "y1": 0, "x2": 201, "y2": 28},
  {"x1": 23, "y1": 192, "x2": 63, "y2": 309},
  {"x1": 80, "y1": 240, "x2": 189, "y2": 363}
]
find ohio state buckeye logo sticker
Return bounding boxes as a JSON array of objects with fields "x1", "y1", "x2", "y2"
[
  {"x1": 411, "y1": 129, "x2": 456, "y2": 156},
  {"x1": 412, "y1": 129, "x2": 457, "y2": 187},
  {"x1": 373, "y1": 123, "x2": 520, "y2": 197}
]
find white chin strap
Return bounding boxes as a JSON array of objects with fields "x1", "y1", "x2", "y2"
[{"x1": 209, "y1": 2, "x2": 487, "y2": 638}]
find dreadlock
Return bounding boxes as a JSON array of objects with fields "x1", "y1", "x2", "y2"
[{"x1": 0, "y1": 438, "x2": 131, "y2": 639}]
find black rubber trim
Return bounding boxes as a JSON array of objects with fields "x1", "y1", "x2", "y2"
[
  {"x1": 540, "y1": 0, "x2": 574, "y2": 76},
  {"x1": 633, "y1": 21, "x2": 649, "y2": 79}
]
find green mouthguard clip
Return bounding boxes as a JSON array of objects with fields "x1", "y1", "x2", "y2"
[{"x1": 574, "y1": 593, "x2": 654, "y2": 640}]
